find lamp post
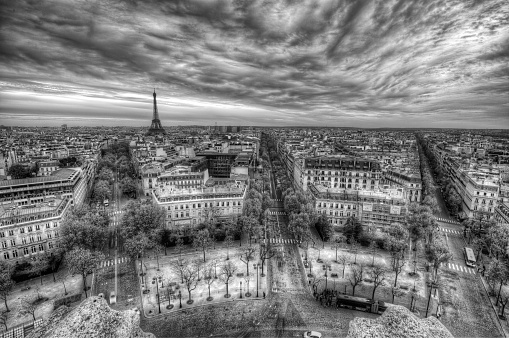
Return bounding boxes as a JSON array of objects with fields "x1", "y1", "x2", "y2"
[
  {"x1": 425, "y1": 281, "x2": 438, "y2": 317},
  {"x1": 325, "y1": 268, "x2": 328, "y2": 290},
  {"x1": 178, "y1": 290, "x2": 182, "y2": 309},
  {"x1": 240, "y1": 281, "x2": 243, "y2": 299},
  {"x1": 152, "y1": 277, "x2": 161, "y2": 314},
  {"x1": 253, "y1": 263, "x2": 259, "y2": 297}
]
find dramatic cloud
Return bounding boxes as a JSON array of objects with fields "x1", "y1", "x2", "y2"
[{"x1": 0, "y1": 0, "x2": 508, "y2": 127}]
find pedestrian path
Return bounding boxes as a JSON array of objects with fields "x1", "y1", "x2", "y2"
[
  {"x1": 440, "y1": 227, "x2": 462, "y2": 235},
  {"x1": 99, "y1": 256, "x2": 129, "y2": 268},
  {"x1": 447, "y1": 263, "x2": 476, "y2": 274},
  {"x1": 108, "y1": 210, "x2": 124, "y2": 216},
  {"x1": 270, "y1": 211, "x2": 287, "y2": 215},
  {"x1": 264, "y1": 238, "x2": 300, "y2": 245},
  {"x1": 109, "y1": 221, "x2": 120, "y2": 227},
  {"x1": 435, "y1": 217, "x2": 460, "y2": 225}
]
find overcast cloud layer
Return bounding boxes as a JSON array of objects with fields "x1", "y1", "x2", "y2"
[{"x1": 0, "y1": 0, "x2": 508, "y2": 128}]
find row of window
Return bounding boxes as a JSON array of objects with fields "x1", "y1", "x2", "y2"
[
  {"x1": 317, "y1": 203, "x2": 357, "y2": 210},
  {"x1": 2, "y1": 242, "x2": 55, "y2": 260},
  {"x1": 170, "y1": 208, "x2": 242, "y2": 219},
  {"x1": 307, "y1": 170, "x2": 378, "y2": 178},
  {"x1": 309, "y1": 177, "x2": 376, "y2": 184},
  {"x1": 167, "y1": 201, "x2": 242, "y2": 210},
  {"x1": 0, "y1": 222, "x2": 58, "y2": 237}
]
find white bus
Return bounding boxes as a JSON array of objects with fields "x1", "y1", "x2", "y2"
[
  {"x1": 464, "y1": 247, "x2": 476, "y2": 268},
  {"x1": 104, "y1": 199, "x2": 109, "y2": 207}
]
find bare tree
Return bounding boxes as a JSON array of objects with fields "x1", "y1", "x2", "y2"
[
  {"x1": 409, "y1": 288, "x2": 421, "y2": 312},
  {"x1": 239, "y1": 246, "x2": 257, "y2": 276},
  {"x1": 369, "y1": 264, "x2": 388, "y2": 300},
  {"x1": 224, "y1": 234, "x2": 234, "y2": 260},
  {"x1": 203, "y1": 264, "x2": 216, "y2": 301},
  {"x1": 175, "y1": 236, "x2": 184, "y2": 261},
  {"x1": 337, "y1": 252, "x2": 351, "y2": 278},
  {"x1": 369, "y1": 241, "x2": 378, "y2": 266},
  {"x1": 350, "y1": 240, "x2": 360, "y2": 264},
  {"x1": 309, "y1": 275, "x2": 323, "y2": 295},
  {"x1": 349, "y1": 264, "x2": 364, "y2": 296},
  {"x1": 219, "y1": 261, "x2": 238, "y2": 298},
  {"x1": 182, "y1": 265, "x2": 198, "y2": 304},
  {"x1": 18, "y1": 295, "x2": 37, "y2": 321},
  {"x1": 193, "y1": 259, "x2": 203, "y2": 282},
  {"x1": 170, "y1": 258, "x2": 187, "y2": 284},
  {"x1": 392, "y1": 253, "x2": 406, "y2": 287}
]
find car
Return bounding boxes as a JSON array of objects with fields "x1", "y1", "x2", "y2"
[{"x1": 303, "y1": 331, "x2": 322, "y2": 338}]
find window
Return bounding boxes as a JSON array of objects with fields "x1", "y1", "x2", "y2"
[
  {"x1": 31, "y1": 246, "x2": 37, "y2": 253},
  {"x1": 30, "y1": 236, "x2": 35, "y2": 243},
  {"x1": 12, "y1": 250, "x2": 18, "y2": 258},
  {"x1": 48, "y1": 242, "x2": 53, "y2": 249},
  {"x1": 22, "y1": 237, "x2": 27, "y2": 244},
  {"x1": 3, "y1": 252, "x2": 9, "y2": 260},
  {"x1": 47, "y1": 233, "x2": 52, "y2": 239},
  {"x1": 38, "y1": 244, "x2": 44, "y2": 251},
  {"x1": 37, "y1": 234, "x2": 42, "y2": 241},
  {"x1": 20, "y1": 228, "x2": 25, "y2": 234},
  {"x1": 1, "y1": 241, "x2": 7, "y2": 249},
  {"x1": 36, "y1": 225, "x2": 40, "y2": 231},
  {"x1": 46, "y1": 223, "x2": 50, "y2": 229},
  {"x1": 10, "y1": 239, "x2": 15, "y2": 246},
  {"x1": 0, "y1": 232, "x2": 4, "y2": 238},
  {"x1": 28, "y1": 226, "x2": 33, "y2": 232},
  {"x1": 8, "y1": 230, "x2": 14, "y2": 236},
  {"x1": 23, "y1": 247, "x2": 29, "y2": 255}
]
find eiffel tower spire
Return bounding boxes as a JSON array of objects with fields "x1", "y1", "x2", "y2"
[{"x1": 146, "y1": 88, "x2": 166, "y2": 136}]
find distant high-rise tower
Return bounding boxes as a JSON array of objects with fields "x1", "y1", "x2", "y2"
[{"x1": 146, "y1": 89, "x2": 166, "y2": 136}]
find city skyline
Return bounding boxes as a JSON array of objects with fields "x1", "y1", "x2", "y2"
[{"x1": 1, "y1": 0, "x2": 508, "y2": 128}]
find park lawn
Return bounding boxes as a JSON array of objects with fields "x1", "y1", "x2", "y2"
[
  {"x1": 1, "y1": 271, "x2": 84, "y2": 330},
  {"x1": 439, "y1": 269, "x2": 502, "y2": 338}
]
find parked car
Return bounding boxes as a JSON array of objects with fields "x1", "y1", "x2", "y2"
[{"x1": 303, "y1": 331, "x2": 322, "y2": 338}]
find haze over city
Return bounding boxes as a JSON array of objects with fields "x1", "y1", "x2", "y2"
[{"x1": 1, "y1": 0, "x2": 508, "y2": 128}]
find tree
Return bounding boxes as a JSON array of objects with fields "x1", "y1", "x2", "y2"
[
  {"x1": 239, "y1": 246, "x2": 257, "y2": 276},
  {"x1": 94, "y1": 180, "x2": 111, "y2": 203},
  {"x1": 219, "y1": 261, "x2": 238, "y2": 298},
  {"x1": 60, "y1": 205, "x2": 110, "y2": 251},
  {"x1": 204, "y1": 264, "x2": 216, "y2": 301},
  {"x1": 174, "y1": 236, "x2": 185, "y2": 261},
  {"x1": 224, "y1": 234, "x2": 234, "y2": 260},
  {"x1": 344, "y1": 216, "x2": 363, "y2": 242},
  {"x1": 337, "y1": 252, "x2": 350, "y2": 278},
  {"x1": 124, "y1": 234, "x2": 153, "y2": 276},
  {"x1": 0, "y1": 311, "x2": 7, "y2": 331},
  {"x1": 259, "y1": 243, "x2": 276, "y2": 277},
  {"x1": 18, "y1": 295, "x2": 38, "y2": 321},
  {"x1": 392, "y1": 253, "x2": 406, "y2": 287},
  {"x1": 315, "y1": 214, "x2": 333, "y2": 241},
  {"x1": 486, "y1": 259, "x2": 509, "y2": 305},
  {"x1": 120, "y1": 176, "x2": 137, "y2": 198},
  {"x1": 350, "y1": 240, "x2": 360, "y2": 264},
  {"x1": 499, "y1": 291, "x2": 509, "y2": 319},
  {"x1": 119, "y1": 200, "x2": 165, "y2": 242},
  {"x1": 370, "y1": 264, "x2": 388, "y2": 300},
  {"x1": 422, "y1": 195, "x2": 440, "y2": 214},
  {"x1": 425, "y1": 235, "x2": 452, "y2": 281},
  {"x1": 65, "y1": 247, "x2": 104, "y2": 298},
  {"x1": 349, "y1": 264, "x2": 364, "y2": 296},
  {"x1": 332, "y1": 234, "x2": 346, "y2": 262},
  {"x1": 182, "y1": 265, "x2": 198, "y2": 304},
  {"x1": 97, "y1": 167, "x2": 114, "y2": 184},
  {"x1": 8, "y1": 164, "x2": 32, "y2": 179},
  {"x1": 170, "y1": 258, "x2": 187, "y2": 284},
  {"x1": 30, "y1": 255, "x2": 48, "y2": 285},
  {"x1": 391, "y1": 286, "x2": 405, "y2": 304},
  {"x1": 193, "y1": 229, "x2": 214, "y2": 263},
  {"x1": 0, "y1": 261, "x2": 15, "y2": 312},
  {"x1": 55, "y1": 268, "x2": 70, "y2": 296},
  {"x1": 369, "y1": 241, "x2": 378, "y2": 266},
  {"x1": 409, "y1": 288, "x2": 421, "y2": 312}
]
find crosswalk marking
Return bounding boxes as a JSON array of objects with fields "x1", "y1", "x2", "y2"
[
  {"x1": 99, "y1": 256, "x2": 129, "y2": 268},
  {"x1": 435, "y1": 217, "x2": 460, "y2": 225},
  {"x1": 108, "y1": 210, "x2": 124, "y2": 216},
  {"x1": 440, "y1": 228, "x2": 461, "y2": 234},
  {"x1": 447, "y1": 263, "x2": 476, "y2": 274},
  {"x1": 273, "y1": 199, "x2": 283, "y2": 202},
  {"x1": 269, "y1": 211, "x2": 286, "y2": 216}
]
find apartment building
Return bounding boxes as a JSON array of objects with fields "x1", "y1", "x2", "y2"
[
  {"x1": 152, "y1": 176, "x2": 248, "y2": 230},
  {"x1": 0, "y1": 196, "x2": 70, "y2": 262}
]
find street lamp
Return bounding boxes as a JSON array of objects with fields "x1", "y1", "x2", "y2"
[
  {"x1": 178, "y1": 290, "x2": 182, "y2": 309},
  {"x1": 253, "y1": 263, "x2": 259, "y2": 297},
  {"x1": 425, "y1": 281, "x2": 438, "y2": 317},
  {"x1": 240, "y1": 281, "x2": 243, "y2": 299},
  {"x1": 325, "y1": 268, "x2": 328, "y2": 290},
  {"x1": 152, "y1": 277, "x2": 161, "y2": 314}
]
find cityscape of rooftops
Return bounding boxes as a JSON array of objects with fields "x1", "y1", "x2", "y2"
[{"x1": 0, "y1": 0, "x2": 508, "y2": 337}]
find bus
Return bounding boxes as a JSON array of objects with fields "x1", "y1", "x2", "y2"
[
  {"x1": 104, "y1": 199, "x2": 109, "y2": 207},
  {"x1": 464, "y1": 247, "x2": 476, "y2": 268}
]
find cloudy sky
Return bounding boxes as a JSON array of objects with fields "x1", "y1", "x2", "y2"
[{"x1": 0, "y1": 0, "x2": 508, "y2": 128}]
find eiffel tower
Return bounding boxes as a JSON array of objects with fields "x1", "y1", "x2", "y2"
[{"x1": 146, "y1": 89, "x2": 166, "y2": 136}]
